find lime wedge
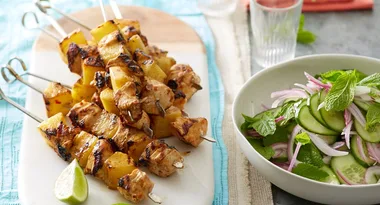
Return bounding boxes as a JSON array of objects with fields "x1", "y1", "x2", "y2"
[{"x1": 55, "y1": 159, "x2": 88, "y2": 205}]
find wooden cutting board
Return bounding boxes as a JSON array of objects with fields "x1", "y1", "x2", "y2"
[
  {"x1": 20, "y1": 6, "x2": 213, "y2": 205},
  {"x1": 35, "y1": 6, "x2": 205, "y2": 54}
]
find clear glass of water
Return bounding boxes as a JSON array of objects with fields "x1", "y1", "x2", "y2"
[
  {"x1": 251, "y1": 0, "x2": 303, "y2": 68},
  {"x1": 198, "y1": 0, "x2": 238, "y2": 17}
]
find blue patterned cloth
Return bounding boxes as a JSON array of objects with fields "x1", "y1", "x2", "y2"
[{"x1": 0, "y1": 1, "x2": 228, "y2": 204}]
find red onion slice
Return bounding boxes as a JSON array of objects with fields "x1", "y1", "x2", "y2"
[
  {"x1": 306, "y1": 82, "x2": 321, "y2": 92},
  {"x1": 360, "y1": 94, "x2": 373, "y2": 102},
  {"x1": 288, "y1": 125, "x2": 302, "y2": 161},
  {"x1": 294, "y1": 83, "x2": 314, "y2": 94},
  {"x1": 331, "y1": 141, "x2": 346, "y2": 150},
  {"x1": 365, "y1": 166, "x2": 380, "y2": 184},
  {"x1": 317, "y1": 102, "x2": 325, "y2": 111},
  {"x1": 347, "y1": 103, "x2": 366, "y2": 127},
  {"x1": 304, "y1": 72, "x2": 332, "y2": 89},
  {"x1": 307, "y1": 132, "x2": 349, "y2": 156},
  {"x1": 288, "y1": 142, "x2": 302, "y2": 171},
  {"x1": 344, "y1": 120, "x2": 353, "y2": 149},
  {"x1": 344, "y1": 109, "x2": 352, "y2": 126},
  {"x1": 271, "y1": 89, "x2": 308, "y2": 99},
  {"x1": 367, "y1": 142, "x2": 380, "y2": 163},
  {"x1": 271, "y1": 94, "x2": 305, "y2": 108},
  {"x1": 356, "y1": 136, "x2": 373, "y2": 164},
  {"x1": 336, "y1": 169, "x2": 355, "y2": 185},
  {"x1": 273, "y1": 162, "x2": 290, "y2": 170},
  {"x1": 261, "y1": 104, "x2": 270, "y2": 110},
  {"x1": 275, "y1": 116, "x2": 285, "y2": 123},
  {"x1": 355, "y1": 86, "x2": 371, "y2": 96},
  {"x1": 271, "y1": 143, "x2": 288, "y2": 159}
]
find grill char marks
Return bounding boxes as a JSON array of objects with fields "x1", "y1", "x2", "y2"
[{"x1": 67, "y1": 43, "x2": 82, "y2": 75}]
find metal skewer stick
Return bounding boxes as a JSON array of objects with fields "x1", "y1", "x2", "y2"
[
  {"x1": 34, "y1": 0, "x2": 91, "y2": 31},
  {"x1": 0, "y1": 87, "x2": 43, "y2": 123},
  {"x1": 109, "y1": 0, "x2": 123, "y2": 19},
  {"x1": 1, "y1": 57, "x2": 72, "y2": 93},
  {"x1": 0, "y1": 87, "x2": 163, "y2": 204},
  {"x1": 148, "y1": 192, "x2": 163, "y2": 204},
  {"x1": 201, "y1": 136, "x2": 217, "y2": 143},
  {"x1": 172, "y1": 161, "x2": 184, "y2": 169},
  {"x1": 34, "y1": 1, "x2": 67, "y2": 38},
  {"x1": 98, "y1": 0, "x2": 108, "y2": 22},
  {"x1": 22, "y1": 12, "x2": 61, "y2": 42}
]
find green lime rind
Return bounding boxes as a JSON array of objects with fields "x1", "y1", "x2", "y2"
[{"x1": 55, "y1": 159, "x2": 88, "y2": 205}]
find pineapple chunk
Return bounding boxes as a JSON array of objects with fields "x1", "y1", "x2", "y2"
[
  {"x1": 82, "y1": 58, "x2": 105, "y2": 85},
  {"x1": 103, "y1": 152, "x2": 137, "y2": 189},
  {"x1": 98, "y1": 30, "x2": 131, "y2": 65},
  {"x1": 90, "y1": 20, "x2": 119, "y2": 43},
  {"x1": 141, "y1": 62, "x2": 167, "y2": 83},
  {"x1": 156, "y1": 56, "x2": 176, "y2": 74},
  {"x1": 151, "y1": 106, "x2": 182, "y2": 138},
  {"x1": 100, "y1": 88, "x2": 119, "y2": 114},
  {"x1": 59, "y1": 29, "x2": 88, "y2": 64},
  {"x1": 43, "y1": 82, "x2": 73, "y2": 117},
  {"x1": 71, "y1": 79, "x2": 97, "y2": 103},
  {"x1": 147, "y1": 45, "x2": 176, "y2": 74},
  {"x1": 37, "y1": 113, "x2": 76, "y2": 161},
  {"x1": 127, "y1": 130, "x2": 152, "y2": 162},
  {"x1": 85, "y1": 139, "x2": 114, "y2": 180},
  {"x1": 91, "y1": 110, "x2": 120, "y2": 139},
  {"x1": 109, "y1": 66, "x2": 141, "y2": 92},
  {"x1": 135, "y1": 50, "x2": 167, "y2": 82},
  {"x1": 37, "y1": 112, "x2": 66, "y2": 148},
  {"x1": 128, "y1": 34, "x2": 146, "y2": 54},
  {"x1": 114, "y1": 19, "x2": 141, "y2": 31},
  {"x1": 71, "y1": 131, "x2": 98, "y2": 168}
]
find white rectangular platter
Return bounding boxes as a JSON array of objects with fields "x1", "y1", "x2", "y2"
[{"x1": 17, "y1": 6, "x2": 214, "y2": 205}]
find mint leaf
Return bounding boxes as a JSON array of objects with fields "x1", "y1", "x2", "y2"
[
  {"x1": 358, "y1": 73, "x2": 380, "y2": 87},
  {"x1": 355, "y1": 70, "x2": 368, "y2": 82},
  {"x1": 295, "y1": 132, "x2": 311, "y2": 145},
  {"x1": 276, "y1": 101, "x2": 298, "y2": 126},
  {"x1": 292, "y1": 163, "x2": 329, "y2": 181},
  {"x1": 249, "y1": 112, "x2": 276, "y2": 136},
  {"x1": 247, "y1": 138, "x2": 275, "y2": 160},
  {"x1": 366, "y1": 103, "x2": 380, "y2": 131},
  {"x1": 318, "y1": 70, "x2": 366, "y2": 84},
  {"x1": 263, "y1": 126, "x2": 288, "y2": 146},
  {"x1": 241, "y1": 110, "x2": 277, "y2": 136},
  {"x1": 324, "y1": 71, "x2": 357, "y2": 111},
  {"x1": 297, "y1": 143, "x2": 324, "y2": 168},
  {"x1": 320, "y1": 70, "x2": 346, "y2": 83}
]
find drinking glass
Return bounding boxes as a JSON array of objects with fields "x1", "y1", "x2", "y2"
[
  {"x1": 250, "y1": 0, "x2": 303, "y2": 68},
  {"x1": 198, "y1": 0, "x2": 238, "y2": 17}
]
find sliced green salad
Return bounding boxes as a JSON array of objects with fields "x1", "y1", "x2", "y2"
[{"x1": 242, "y1": 70, "x2": 380, "y2": 185}]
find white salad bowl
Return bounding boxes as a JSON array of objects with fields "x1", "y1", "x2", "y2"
[{"x1": 232, "y1": 54, "x2": 380, "y2": 205}]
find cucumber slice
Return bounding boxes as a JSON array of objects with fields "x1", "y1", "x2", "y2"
[
  {"x1": 351, "y1": 135, "x2": 376, "y2": 167},
  {"x1": 354, "y1": 99, "x2": 373, "y2": 112},
  {"x1": 284, "y1": 98, "x2": 302, "y2": 104},
  {"x1": 320, "y1": 165, "x2": 340, "y2": 185},
  {"x1": 319, "y1": 91, "x2": 345, "y2": 132},
  {"x1": 354, "y1": 119, "x2": 380, "y2": 143},
  {"x1": 331, "y1": 154, "x2": 367, "y2": 185},
  {"x1": 296, "y1": 104, "x2": 340, "y2": 136},
  {"x1": 309, "y1": 92, "x2": 328, "y2": 126}
]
